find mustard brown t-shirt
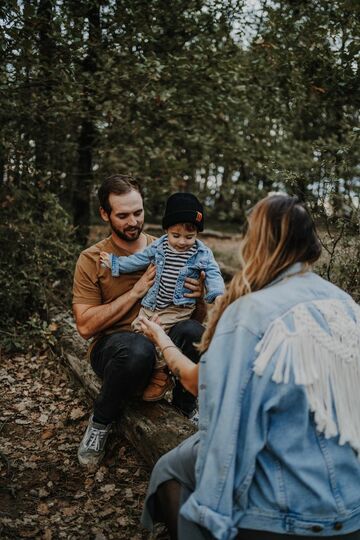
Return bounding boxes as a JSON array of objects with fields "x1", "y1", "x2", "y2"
[{"x1": 72, "y1": 233, "x2": 155, "y2": 341}]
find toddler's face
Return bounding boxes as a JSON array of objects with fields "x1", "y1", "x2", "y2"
[{"x1": 167, "y1": 224, "x2": 197, "y2": 252}]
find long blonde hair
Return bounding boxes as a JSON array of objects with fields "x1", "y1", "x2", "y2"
[{"x1": 198, "y1": 194, "x2": 322, "y2": 353}]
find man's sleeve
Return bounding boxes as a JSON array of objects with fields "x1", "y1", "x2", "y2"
[{"x1": 72, "y1": 252, "x2": 102, "y2": 305}]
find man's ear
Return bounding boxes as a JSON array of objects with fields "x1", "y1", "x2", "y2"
[{"x1": 99, "y1": 206, "x2": 110, "y2": 223}]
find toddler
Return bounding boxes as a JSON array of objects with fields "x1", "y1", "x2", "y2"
[{"x1": 100, "y1": 192, "x2": 225, "y2": 402}]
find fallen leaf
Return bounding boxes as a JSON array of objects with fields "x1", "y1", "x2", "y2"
[
  {"x1": 99, "y1": 507, "x2": 115, "y2": 518},
  {"x1": 117, "y1": 516, "x2": 129, "y2": 526},
  {"x1": 95, "y1": 467, "x2": 107, "y2": 482},
  {"x1": 38, "y1": 413, "x2": 49, "y2": 424},
  {"x1": 37, "y1": 502, "x2": 49, "y2": 515},
  {"x1": 69, "y1": 407, "x2": 86, "y2": 421},
  {"x1": 61, "y1": 505, "x2": 78, "y2": 517},
  {"x1": 41, "y1": 429, "x2": 54, "y2": 440},
  {"x1": 48, "y1": 322, "x2": 58, "y2": 332},
  {"x1": 100, "y1": 483, "x2": 116, "y2": 493},
  {"x1": 125, "y1": 488, "x2": 133, "y2": 499}
]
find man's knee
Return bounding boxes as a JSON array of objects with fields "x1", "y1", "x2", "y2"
[
  {"x1": 127, "y1": 334, "x2": 156, "y2": 376},
  {"x1": 100, "y1": 333, "x2": 155, "y2": 380}
]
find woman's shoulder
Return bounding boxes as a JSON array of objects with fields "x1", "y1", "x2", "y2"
[{"x1": 216, "y1": 270, "x2": 356, "y2": 338}]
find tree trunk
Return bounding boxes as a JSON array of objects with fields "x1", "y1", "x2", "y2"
[
  {"x1": 35, "y1": 0, "x2": 55, "y2": 175},
  {"x1": 73, "y1": 1, "x2": 101, "y2": 245}
]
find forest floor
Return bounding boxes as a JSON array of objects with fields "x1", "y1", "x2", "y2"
[
  {"x1": 0, "y1": 350, "x2": 166, "y2": 540},
  {"x1": 1, "y1": 223, "x2": 238, "y2": 540}
]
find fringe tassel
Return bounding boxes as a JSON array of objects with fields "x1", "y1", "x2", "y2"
[{"x1": 254, "y1": 299, "x2": 360, "y2": 457}]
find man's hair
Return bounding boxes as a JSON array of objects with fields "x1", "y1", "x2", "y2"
[{"x1": 98, "y1": 174, "x2": 142, "y2": 215}]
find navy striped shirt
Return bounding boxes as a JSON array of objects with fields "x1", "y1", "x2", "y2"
[{"x1": 156, "y1": 238, "x2": 197, "y2": 308}]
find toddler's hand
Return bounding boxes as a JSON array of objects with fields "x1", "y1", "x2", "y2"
[{"x1": 100, "y1": 251, "x2": 111, "y2": 269}]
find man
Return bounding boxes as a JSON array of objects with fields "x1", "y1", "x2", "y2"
[{"x1": 73, "y1": 175, "x2": 205, "y2": 466}]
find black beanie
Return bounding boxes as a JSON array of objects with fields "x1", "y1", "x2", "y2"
[{"x1": 162, "y1": 193, "x2": 204, "y2": 232}]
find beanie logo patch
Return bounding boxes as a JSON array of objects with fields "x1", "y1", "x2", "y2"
[{"x1": 196, "y1": 211, "x2": 202, "y2": 222}]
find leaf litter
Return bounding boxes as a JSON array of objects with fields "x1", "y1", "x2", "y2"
[{"x1": 0, "y1": 350, "x2": 169, "y2": 539}]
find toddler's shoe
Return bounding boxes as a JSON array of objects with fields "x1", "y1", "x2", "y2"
[{"x1": 143, "y1": 367, "x2": 174, "y2": 402}]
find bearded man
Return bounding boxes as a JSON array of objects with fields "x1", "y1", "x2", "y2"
[{"x1": 73, "y1": 175, "x2": 204, "y2": 466}]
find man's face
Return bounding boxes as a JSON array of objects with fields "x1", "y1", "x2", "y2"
[{"x1": 100, "y1": 190, "x2": 144, "y2": 242}]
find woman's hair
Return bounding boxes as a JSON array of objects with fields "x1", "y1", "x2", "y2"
[
  {"x1": 198, "y1": 194, "x2": 322, "y2": 352},
  {"x1": 98, "y1": 174, "x2": 142, "y2": 215}
]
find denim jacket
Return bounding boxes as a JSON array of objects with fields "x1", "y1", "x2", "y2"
[
  {"x1": 109, "y1": 235, "x2": 225, "y2": 309},
  {"x1": 181, "y1": 264, "x2": 360, "y2": 539}
]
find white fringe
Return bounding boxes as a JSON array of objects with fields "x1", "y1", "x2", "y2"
[{"x1": 254, "y1": 299, "x2": 360, "y2": 457}]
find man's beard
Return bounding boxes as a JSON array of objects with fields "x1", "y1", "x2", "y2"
[{"x1": 109, "y1": 218, "x2": 143, "y2": 242}]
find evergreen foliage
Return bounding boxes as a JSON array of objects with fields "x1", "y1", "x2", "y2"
[{"x1": 0, "y1": 183, "x2": 79, "y2": 351}]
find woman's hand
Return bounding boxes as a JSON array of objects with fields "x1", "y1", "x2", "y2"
[
  {"x1": 138, "y1": 315, "x2": 170, "y2": 349},
  {"x1": 140, "y1": 316, "x2": 199, "y2": 396}
]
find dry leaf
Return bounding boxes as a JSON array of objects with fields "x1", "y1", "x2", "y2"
[
  {"x1": 99, "y1": 508, "x2": 115, "y2": 518},
  {"x1": 37, "y1": 502, "x2": 49, "y2": 515},
  {"x1": 61, "y1": 505, "x2": 78, "y2": 517},
  {"x1": 41, "y1": 429, "x2": 54, "y2": 440},
  {"x1": 100, "y1": 483, "x2": 115, "y2": 493},
  {"x1": 125, "y1": 488, "x2": 133, "y2": 499},
  {"x1": 116, "y1": 516, "x2": 129, "y2": 526},
  {"x1": 48, "y1": 322, "x2": 58, "y2": 332},
  {"x1": 38, "y1": 413, "x2": 49, "y2": 424},
  {"x1": 69, "y1": 407, "x2": 85, "y2": 420},
  {"x1": 95, "y1": 467, "x2": 107, "y2": 482}
]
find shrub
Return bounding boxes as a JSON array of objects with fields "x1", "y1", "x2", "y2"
[{"x1": 0, "y1": 184, "x2": 80, "y2": 352}]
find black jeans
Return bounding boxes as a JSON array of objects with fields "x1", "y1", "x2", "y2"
[{"x1": 90, "y1": 319, "x2": 204, "y2": 424}]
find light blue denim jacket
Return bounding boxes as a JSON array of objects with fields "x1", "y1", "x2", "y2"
[
  {"x1": 109, "y1": 235, "x2": 225, "y2": 309},
  {"x1": 181, "y1": 264, "x2": 360, "y2": 539}
]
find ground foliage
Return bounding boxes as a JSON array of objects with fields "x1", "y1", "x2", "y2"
[
  {"x1": 0, "y1": 183, "x2": 79, "y2": 352},
  {"x1": 0, "y1": 350, "x2": 161, "y2": 540}
]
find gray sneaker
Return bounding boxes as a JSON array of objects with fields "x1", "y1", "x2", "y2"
[
  {"x1": 77, "y1": 416, "x2": 112, "y2": 466},
  {"x1": 188, "y1": 408, "x2": 199, "y2": 427}
]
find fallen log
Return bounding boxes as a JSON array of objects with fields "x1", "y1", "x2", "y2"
[{"x1": 51, "y1": 311, "x2": 196, "y2": 468}]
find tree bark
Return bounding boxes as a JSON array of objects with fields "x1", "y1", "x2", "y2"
[{"x1": 73, "y1": 1, "x2": 101, "y2": 245}]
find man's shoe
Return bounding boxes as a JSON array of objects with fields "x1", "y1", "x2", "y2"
[
  {"x1": 77, "y1": 416, "x2": 111, "y2": 466},
  {"x1": 143, "y1": 368, "x2": 175, "y2": 402}
]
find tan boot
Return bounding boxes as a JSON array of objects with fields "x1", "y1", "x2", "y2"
[{"x1": 142, "y1": 367, "x2": 175, "y2": 402}]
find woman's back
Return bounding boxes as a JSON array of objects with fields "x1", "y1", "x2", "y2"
[{"x1": 183, "y1": 266, "x2": 360, "y2": 537}]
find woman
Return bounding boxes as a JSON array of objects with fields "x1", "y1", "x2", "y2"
[{"x1": 139, "y1": 194, "x2": 360, "y2": 540}]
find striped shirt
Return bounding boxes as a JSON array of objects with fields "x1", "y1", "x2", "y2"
[{"x1": 156, "y1": 238, "x2": 197, "y2": 309}]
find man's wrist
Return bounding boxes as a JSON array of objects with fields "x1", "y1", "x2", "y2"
[{"x1": 128, "y1": 288, "x2": 142, "y2": 301}]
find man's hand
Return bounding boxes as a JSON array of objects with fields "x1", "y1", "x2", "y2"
[
  {"x1": 184, "y1": 270, "x2": 205, "y2": 299},
  {"x1": 74, "y1": 264, "x2": 156, "y2": 340},
  {"x1": 131, "y1": 264, "x2": 156, "y2": 300}
]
